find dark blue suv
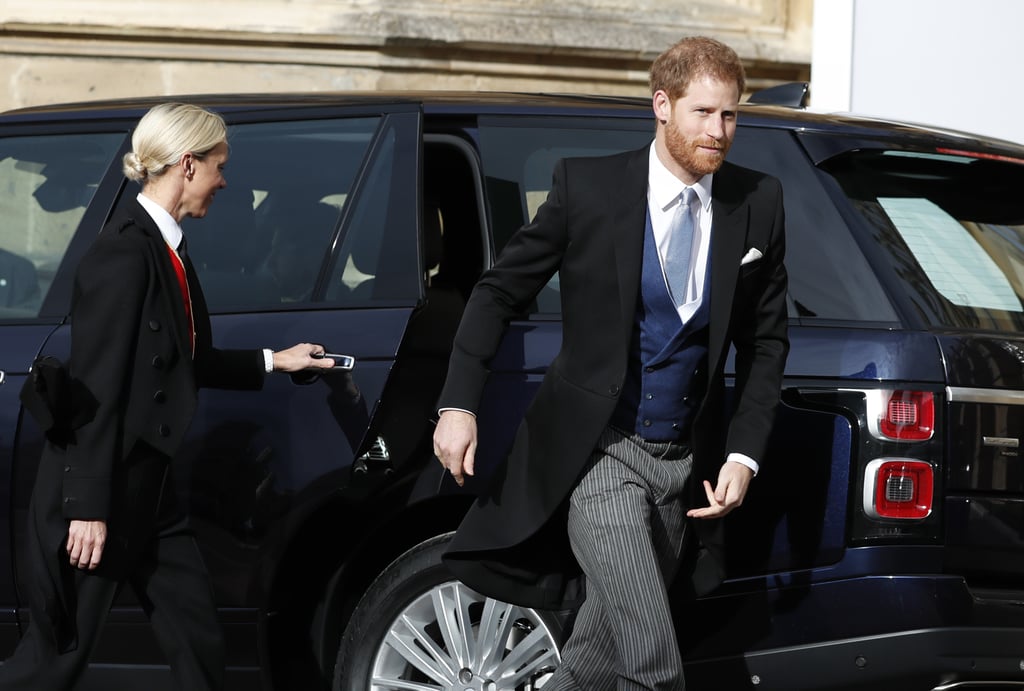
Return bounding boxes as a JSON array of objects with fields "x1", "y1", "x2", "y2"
[{"x1": 1, "y1": 92, "x2": 1024, "y2": 691}]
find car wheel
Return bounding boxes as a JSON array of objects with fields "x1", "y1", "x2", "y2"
[{"x1": 334, "y1": 533, "x2": 562, "y2": 690}]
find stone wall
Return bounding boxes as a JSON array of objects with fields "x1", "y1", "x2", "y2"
[{"x1": 0, "y1": 0, "x2": 812, "y2": 112}]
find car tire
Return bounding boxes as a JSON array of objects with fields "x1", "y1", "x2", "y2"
[{"x1": 333, "y1": 532, "x2": 563, "y2": 690}]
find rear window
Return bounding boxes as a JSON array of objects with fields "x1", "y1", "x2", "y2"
[{"x1": 820, "y1": 148, "x2": 1024, "y2": 331}]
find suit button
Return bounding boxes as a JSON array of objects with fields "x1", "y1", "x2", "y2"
[
  {"x1": 609, "y1": 385, "x2": 620, "y2": 395},
  {"x1": 643, "y1": 419, "x2": 652, "y2": 427},
  {"x1": 64, "y1": 465, "x2": 71, "y2": 473},
  {"x1": 63, "y1": 497, "x2": 70, "y2": 504},
  {"x1": 158, "y1": 424, "x2": 171, "y2": 437},
  {"x1": 149, "y1": 320, "x2": 161, "y2": 331},
  {"x1": 152, "y1": 355, "x2": 165, "y2": 369},
  {"x1": 646, "y1": 393, "x2": 654, "y2": 400},
  {"x1": 153, "y1": 390, "x2": 167, "y2": 403}
]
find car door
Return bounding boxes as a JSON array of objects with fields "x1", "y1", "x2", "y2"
[
  {"x1": 0, "y1": 124, "x2": 128, "y2": 656},
  {"x1": 14, "y1": 104, "x2": 427, "y2": 683}
]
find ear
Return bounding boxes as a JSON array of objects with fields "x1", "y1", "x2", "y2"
[
  {"x1": 179, "y1": 152, "x2": 195, "y2": 180},
  {"x1": 652, "y1": 90, "x2": 672, "y2": 125}
]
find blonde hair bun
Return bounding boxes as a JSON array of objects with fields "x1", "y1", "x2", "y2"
[{"x1": 122, "y1": 151, "x2": 149, "y2": 182}]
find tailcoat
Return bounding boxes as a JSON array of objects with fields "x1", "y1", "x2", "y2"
[
  {"x1": 440, "y1": 147, "x2": 790, "y2": 609},
  {"x1": 26, "y1": 197, "x2": 265, "y2": 650}
]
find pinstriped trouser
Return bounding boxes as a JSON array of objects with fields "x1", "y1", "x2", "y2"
[{"x1": 545, "y1": 426, "x2": 694, "y2": 691}]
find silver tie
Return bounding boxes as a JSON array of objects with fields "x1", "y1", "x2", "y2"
[{"x1": 664, "y1": 187, "x2": 695, "y2": 307}]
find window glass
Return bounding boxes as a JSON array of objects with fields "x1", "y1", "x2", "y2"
[
  {"x1": 819, "y1": 147, "x2": 1024, "y2": 331},
  {"x1": 729, "y1": 127, "x2": 897, "y2": 323},
  {"x1": 478, "y1": 117, "x2": 654, "y2": 314},
  {"x1": 0, "y1": 132, "x2": 122, "y2": 318},
  {"x1": 324, "y1": 112, "x2": 420, "y2": 306},
  {"x1": 181, "y1": 117, "x2": 380, "y2": 311}
]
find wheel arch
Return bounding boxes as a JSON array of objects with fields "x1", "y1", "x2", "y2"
[{"x1": 262, "y1": 474, "x2": 475, "y2": 688}]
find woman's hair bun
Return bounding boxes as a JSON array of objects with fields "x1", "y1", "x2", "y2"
[{"x1": 122, "y1": 151, "x2": 149, "y2": 182}]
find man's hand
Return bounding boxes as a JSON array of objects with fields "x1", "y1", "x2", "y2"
[
  {"x1": 272, "y1": 343, "x2": 334, "y2": 373},
  {"x1": 67, "y1": 519, "x2": 107, "y2": 570},
  {"x1": 686, "y1": 460, "x2": 754, "y2": 519},
  {"x1": 432, "y1": 410, "x2": 477, "y2": 487}
]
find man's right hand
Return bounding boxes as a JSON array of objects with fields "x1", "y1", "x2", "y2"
[
  {"x1": 67, "y1": 519, "x2": 107, "y2": 570},
  {"x1": 433, "y1": 409, "x2": 477, "y2": 487}
]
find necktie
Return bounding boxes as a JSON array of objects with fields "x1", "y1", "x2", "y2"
[
  {"x1": 166, "y1": 239, "x2": 195, "y2": 354},
  {"x1": 664, "y1": 187, "x2": 695, "y2": 307}
]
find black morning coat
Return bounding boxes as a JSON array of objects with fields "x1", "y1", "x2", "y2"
[
  {"x1": 23, "y1": 197, "x2": 266, "y2": 652},
  {"x1": 439, "y1": 146, "x2": 790, "y2": 610}
]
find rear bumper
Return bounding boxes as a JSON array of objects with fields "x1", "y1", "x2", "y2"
[
  {"x1": 681, "y1": 567, "x2": 1024, "y2": 691},
  {"x1": 738, "y1": 626, "x2": 1024, "y2": 691}
]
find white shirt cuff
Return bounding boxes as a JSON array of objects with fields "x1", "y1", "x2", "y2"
[
  {"x1": 438, "y1": 407, "x2": 476, "y2": 417},
  {"x1": 727, "y1": 452, "x2": 759, "y2": 476},
  {"x1": 262, "y1": 349, "x2": 274, "y2": 373}
]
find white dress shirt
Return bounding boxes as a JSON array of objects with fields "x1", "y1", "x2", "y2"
[{"x1": 646, "y1": 145, "x2": 759, "y2": 475}]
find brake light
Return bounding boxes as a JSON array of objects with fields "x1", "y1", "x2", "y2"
[
  {"x1": 863, "y1": 459, "x2": 934, "y2": 519},
  {"x1": 879, "y1": 390, "x2": 934, "y2": 441}
]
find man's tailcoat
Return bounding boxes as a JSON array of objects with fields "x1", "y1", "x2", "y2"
[{"x1": 440, "y1": 146, "x2": 789, "y2": 609}]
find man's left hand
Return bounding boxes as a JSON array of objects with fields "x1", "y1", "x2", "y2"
[{"x1": 687, "y1": 460, "x2": 754, "y2": 519}]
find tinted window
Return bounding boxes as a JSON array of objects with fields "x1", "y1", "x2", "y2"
[
  {"x1": 820, "y1": 148, "x2": 1024, "y2": 331},
  {"x1": 0, "y1": 132, "x2": 122, "y2": 318},
  {"x1": 183, "y1": 117, "x2": 380, "y2": 311},
  {"x1": 478, "y1": 116, "x2": 653, "y2": 314},
  {"x1": 324, "y1": 112, "x2": 421, "y2": 306},
  {"x1": 729, "y1": 127, "x2": 898, "y2": 324}
]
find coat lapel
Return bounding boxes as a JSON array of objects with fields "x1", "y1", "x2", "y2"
[
  {"x1": 708, "y1": 162, "x2": 749, "y2": 367},
  {"x1": 127, "y1": 199, "x2": 194, "y2": 359},
  {"x1": 613, "y1": 148, "x2": 652, "y2": 352}
]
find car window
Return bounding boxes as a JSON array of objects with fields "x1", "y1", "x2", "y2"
[
  {"x1": 323, "y1": 112, "x2": 420, "y2": 306},
  {"x1": 181, "y1": 117, "x2": 380, "y2": 311},
  {"x1": 819, "y1": 147, "x2": 1024, "y2": 331},
  {"x1": 478, "y1": 116, "x2": 654, "y2": 315},
  {"x1": 729, "y1": 126, "x2": 898, "y2": 324},
  {"x1": 0, "y1": 132, "x2": 122, "y2": 319}
]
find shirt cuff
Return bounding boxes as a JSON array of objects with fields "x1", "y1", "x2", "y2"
[
  {"x1": 727, "y1": 452, "x2": 759, "y2": 476},
  {"x1": 262, "y1": 349, "x2": 274, "y2": 373},
  {"x1": 438, "y1": 407, "x2": 476, "y2": 417}
]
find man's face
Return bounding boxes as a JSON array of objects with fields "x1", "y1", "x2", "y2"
[{"x1": 655, "y1": 76, "x2": 739, "y2": 184}]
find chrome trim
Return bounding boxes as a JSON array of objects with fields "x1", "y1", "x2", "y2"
[
  {"x1": 0, "y1": 370, "x2": 5, "y2": 385},
  {"x1": 984, "y1": 436, "x2": 1020, "y2": 448},
  {"x1": 947, "y1": 386, "x2": 1024, "y2": 405},
  {"x1": 932, "y1": 682, "x2": 1024, "y2": 690}
]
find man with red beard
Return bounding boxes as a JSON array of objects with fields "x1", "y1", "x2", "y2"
[{"x1": 433, "y1": 36, "x2": 789, "y2": 689}]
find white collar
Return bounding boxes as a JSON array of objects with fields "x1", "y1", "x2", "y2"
[
  {"x1": 648, "y1": 143, "x2": 713, "y2": 212},
  {"x1": 136, "y1": 192, "x2": 184, "y2": 250}
]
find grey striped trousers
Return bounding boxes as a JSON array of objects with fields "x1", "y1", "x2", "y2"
[{"x1": 545, "y1": 426, "x2": 694, "y2": 691}]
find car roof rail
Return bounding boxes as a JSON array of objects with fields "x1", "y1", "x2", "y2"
[{"x1": 746, "y1": 82, "x2": 809, "y2": 108}]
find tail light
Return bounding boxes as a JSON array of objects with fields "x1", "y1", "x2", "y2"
[
  {"x1": 863, "y1": 458, "x2": 934, "y2": 520},
  {"x1": 878, "y1": 390, "x2": 934, "y2": 441}
]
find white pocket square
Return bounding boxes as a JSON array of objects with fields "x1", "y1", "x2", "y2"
[{"x1": 740, "y1": 247, "x2": 763, "y2": 266}]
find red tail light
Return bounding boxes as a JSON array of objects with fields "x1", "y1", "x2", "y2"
[
  {"x1": 879, "y1": 390, "x2": 934, "y2": 441},
  {"x1": 864, "y1": 459, "x2": 934, "y2": 519}
]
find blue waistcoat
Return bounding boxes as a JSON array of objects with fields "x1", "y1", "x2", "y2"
[{"x1": 609, "y1": 210, "x2": 710, "y2": 441}]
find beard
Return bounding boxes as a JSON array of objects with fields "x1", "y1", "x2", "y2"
[{"x1": 664, "y1": 117, "x2": 731, "y2": 178}]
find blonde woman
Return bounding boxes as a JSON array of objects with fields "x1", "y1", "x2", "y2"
[{"x1": 0, "y1": 103, "x2": 333, "y2": 690}]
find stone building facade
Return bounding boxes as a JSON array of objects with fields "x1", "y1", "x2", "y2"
[{"x1": 0, "y1": 0, "x2": 812, "y2": 112}]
